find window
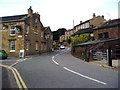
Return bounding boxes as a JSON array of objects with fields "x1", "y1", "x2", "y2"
[
  {"x1": 35, "y1": 18, "x2": 38, "y2": 23},
  {"x1": 10, "y1": 41, "x2": 15, "y2": 52},
  {"x1": 78, "y1": 26, "x2": 80, "y2": 30},
  {"x1": 82, "y1": 24, "x2": 84, "y2": 29},
  {"x1": 10, "y1": 26, "x2": 16, "y2": 36},
  {"x1": 80, "y1": 25, "x2": 82, "y2": 29},
  {"x1": 51, "y1": 35, "x2": 53, "y2": 40},
  {"x1": 36, "y1": 42, "x2": 38, "y2": 50},
  {"x1": 104, "y1": 32, "x2": 109, "y2": 38},
  {"x1": 98, "y1": 33, "x2": 103, "y2": 39},
  {"x1": 41, "y1": 32, "x2": 43, "y2": 37},
  {"x1": 85, "y1": 23, "x2": 88, "y2": 28},
  {"x1": 26, "y1": 25, "x2": 29, "y2": 34}
]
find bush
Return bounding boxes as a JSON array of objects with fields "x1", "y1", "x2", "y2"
[{"x1": 71, "y1": 33, "x2": 90, "y2": 45}]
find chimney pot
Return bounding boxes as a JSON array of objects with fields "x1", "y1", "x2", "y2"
[
  {"x1": 80, "y1": 21, "x2": 82, "y2": 24},
  {"x1": 28, "y1": 6, "x2": 33, "y2": 16},
  {"x1": 93, "y1": 13, "x2": 96, "y2": 18}
]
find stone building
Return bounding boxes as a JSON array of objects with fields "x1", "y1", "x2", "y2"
[
  {"x1": 71, "y1": 18, "x2": 120, "y2": 61},
  {"x1": 93, "y1": 18, "x2": 120, "y2": 41},
  {"x1": 64, "y1": 13, "x2": 106, "y2": 42},
  {"x1": 44, "y1": 27, "x2": 53, "y2": 52},
  {"x1": 0, "y1": 6, "x2": 50, "y2": 57},
  {"x1": 59, "y1": 35, "x2": 65, "y2": 43}
]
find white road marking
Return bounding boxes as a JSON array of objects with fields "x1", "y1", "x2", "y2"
[
  {"x1": 52, "y1": 52, "x2": 106, "y2": 85},
  {"x1": 52, "y1": 56, "x2": 54, "y2": 59},
  {"x1": 0, "y1": 60, "x2": 18, "y2": 62},
  {"x1": 52, "y1": 59, "x2": 59, "y2": 65},
  {"x1": 9, "y1": 62, "x2": 19, "y2": 68},
  {"x1": 9, "y1": 57, "x2": 32, "y2": 68},
  {"x1": 63, "y1": 67, "x2": 107, "y2": 85},
  {"x1": 52, "y1": 56, "x2": 59, "y2": 65}
]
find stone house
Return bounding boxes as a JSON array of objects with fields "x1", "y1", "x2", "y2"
[
  {"x1": 64, "y1": 13, "x2": 106, "y2": 43},
  {"x1": 71, "y1": 18, "x2": 120, "y2": 61},
  {"x1": 59, "y1": 35, "x2": 65, "y2": 43},
  {"x1": 0, "y1": 6, "x2": 49, "y2": 57},
  {"x1": 93, "y1": 18, "x2": 120, "y2": 41},
  {"x1": 65, "y1": 29, "x2": 73, "y2": 41},
  {"x1": 44, "y1": 27, "x2": 53, "y2": 52}
]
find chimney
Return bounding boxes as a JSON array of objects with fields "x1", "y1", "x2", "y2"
[
  {"x1": 102, "y1": 15, "x2": 104, "y2": 19},
  {"x1": 28, "y1": 6, "x2": 33, "y2": 17},
  {"x1": 80, "y1": 21, "x2": 82, "y2": 24},
  {"x1": 36, "y1": 12, "x2": 40, "y2": 20},
  {"x1": 93, "y1": 13, "x2": 96, "y2": 18}
]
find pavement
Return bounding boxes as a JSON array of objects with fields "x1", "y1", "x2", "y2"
[{"x1": 89, "y1": 59, "x2": 120, "y2": 70}]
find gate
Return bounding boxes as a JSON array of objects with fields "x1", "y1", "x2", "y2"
[
  {"x1": 92, "y1": 50, "x2": 107, "y2": 61},
  {"x1": 115, "y1": 44, "x2": 120, "y2": 59}
]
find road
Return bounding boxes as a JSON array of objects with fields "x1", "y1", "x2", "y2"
[{"x1": 0, "y1": 47, "x2": 119, "y2": 89}]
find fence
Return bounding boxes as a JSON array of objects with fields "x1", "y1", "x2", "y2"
[
  {"x1": 92, "y1": 50, "x2": 107, "y2": 61},
  {"x1": 71, "y1": 39, "x2": 120, "y2": 67}
]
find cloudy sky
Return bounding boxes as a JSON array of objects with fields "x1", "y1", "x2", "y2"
[{"x1": 0, "y1": 0, "x2": 119, "y2": 31}]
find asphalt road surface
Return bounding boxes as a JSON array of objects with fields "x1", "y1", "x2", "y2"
[{"x1": 0, "y1": 47, "x2": 119, "y2": 89}]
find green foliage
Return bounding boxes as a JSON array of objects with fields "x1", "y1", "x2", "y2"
[
  {"x1": 67, "y1": 37, "x2": 71, "y2": 44},
  {"x1": 71, "y1": 33, "x2": 90, "y2": 46}
]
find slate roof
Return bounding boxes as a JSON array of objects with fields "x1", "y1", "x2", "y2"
[
  {"x1": 1, "y1": 14, "x2": 28, "y2": 23},
  {"x1": 74, "y1": 38, "x2": 119, "y2": 47},
  {"x1": 71, "y1": 28, "x2": 93, "y2": 36}
]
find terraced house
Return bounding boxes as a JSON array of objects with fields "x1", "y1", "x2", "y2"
[
  {"x1": 65, "y1": 13, "x2": 106, "y2": 41},
  {"x1": 0, "y1": 6, "x2": 52, "y2": 57}
]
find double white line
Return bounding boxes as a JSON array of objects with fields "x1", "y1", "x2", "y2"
[{"x1": 0, "y1": 64, "x2": 28, "y2": 90}]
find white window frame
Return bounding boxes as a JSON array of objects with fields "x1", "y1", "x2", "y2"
[
  {"x1": 83, "y1": 24, "x2": 84, "y2": 29},
  {"x1": 41, "y1": 32, "x2": 43, "y2": 37},
  {"x1": 10, "y1": 41, "x2": 15, "y2": 52},
  {"x1": 36, "y1": 42, "x2": 38, "y2": 50},
  {"x1": 10, "y1": 26, "x2": 16, "y2": 36},
  {"x1": 85, "y1": 23, "x2": 87, "y2": 28}
]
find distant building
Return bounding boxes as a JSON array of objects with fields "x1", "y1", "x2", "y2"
[
  {"x1": 59, "y1": 35, "x2": 65, "y2": 43},
  {"x1": 65, "y1": 13, "x2": 106, "y2": 42},
  {"x1": 44, "y1": 27, "x2": 53, "y2": 52}
]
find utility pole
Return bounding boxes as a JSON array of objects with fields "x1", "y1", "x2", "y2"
[{"x1": 73, "y1": 20, "x2": 74, "y2": 33}]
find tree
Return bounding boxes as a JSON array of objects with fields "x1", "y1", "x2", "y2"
[{"x1": 67, "y1": 37, "x2": 71, "y2": 44}]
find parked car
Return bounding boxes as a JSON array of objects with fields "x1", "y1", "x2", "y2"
[
  {"x1": 0, "y1": 50, "x2": 8, "y2": 59},
  {"x1": 60, "y1": 45, "x2": 65, "y2": 49}
]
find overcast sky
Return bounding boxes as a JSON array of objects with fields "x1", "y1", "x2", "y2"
[{"x1": 0, "y1": 0, "x2": 119, "y2": 31}]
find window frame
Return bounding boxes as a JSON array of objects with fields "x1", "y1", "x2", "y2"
[
  {"x1": 10, "y1": 26, "x2": 16, "y2": 36},
  {"x1": 10, "y1": 41, "x2": 15, "y2": 52},
  {"x1": 104, "y1": 32, "x2": 109, "y2": 39},
  {"x1": 98, "y1": 33, "x2": 103, "y2": 39},
  {"x1": 36, "y1": 42, "x2": 38, "y2": 51},
  {"x1": 41, "y1": 32, "x2": 43, "y2": 37}
]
